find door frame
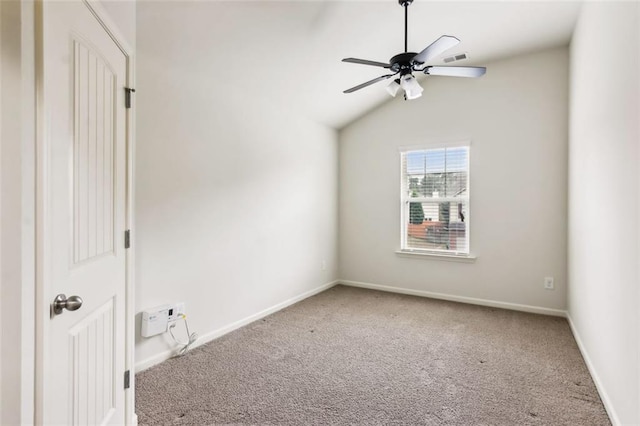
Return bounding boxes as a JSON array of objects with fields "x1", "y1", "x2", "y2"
[{"x1": 34, "y1": 0, "x2": 136, "y2": 423}]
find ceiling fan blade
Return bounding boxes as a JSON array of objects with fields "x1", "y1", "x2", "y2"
[
  {"x1": 424, "y1": 66, "x2": 486, "y2": 78},
  {"x1": 412, "y1": 35, "x2": 460, "y2": 65},
  {"x1": 342, "y1": 58, "x2": 391, "y2": 68},
  {"x1": 343, "y1": 74, "x2": 395, "y2": 93}
]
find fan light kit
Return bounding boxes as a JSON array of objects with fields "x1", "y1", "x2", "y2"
[{"x1": 342, "y1": 0, "x2": 486, "y2": 100}]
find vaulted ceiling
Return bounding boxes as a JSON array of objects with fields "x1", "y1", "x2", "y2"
[{"x1": 138, "y1": 1, "x2": 582, "y2": 129}]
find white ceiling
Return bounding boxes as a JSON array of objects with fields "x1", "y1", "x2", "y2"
[{"x1": 139, "y1": 1, "x2": 582, "y2": 129}]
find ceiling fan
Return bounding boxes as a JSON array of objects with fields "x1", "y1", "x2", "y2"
[{"x1": 342, "y1": 0, "x2": 486, "y2": 100}]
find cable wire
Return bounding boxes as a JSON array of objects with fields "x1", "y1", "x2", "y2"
[{"x1": 168, "y1": 314, "x2": 198, "y2": 356}]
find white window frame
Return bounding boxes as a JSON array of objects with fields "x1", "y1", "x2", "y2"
[{"x1": 399, "y1": 142, "x2": 473, "y2": 259}]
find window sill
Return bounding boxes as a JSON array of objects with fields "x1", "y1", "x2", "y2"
[{"x1": 395, "y1": 250, "x2": 477, "y2": 263}]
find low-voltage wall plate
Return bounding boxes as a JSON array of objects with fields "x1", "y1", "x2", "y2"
[{"x1": 141, "y1": 303, "x2": 184, "y2": 337}]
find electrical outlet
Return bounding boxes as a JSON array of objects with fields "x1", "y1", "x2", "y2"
[
  {"x1": 321, "y1": 260, "x2": 327, "y2": 271},
  {"x1": 544, "y1": 277, "x2": 554, "y2": 290}
]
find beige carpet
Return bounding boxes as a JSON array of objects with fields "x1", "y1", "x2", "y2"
[{"x1": 136, "y1": 285, "x2": 610, "y2": 425}]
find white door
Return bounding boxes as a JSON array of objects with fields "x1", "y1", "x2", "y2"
[{"x1": 39, "y1": 1, "x2": 128, "y2": 424}]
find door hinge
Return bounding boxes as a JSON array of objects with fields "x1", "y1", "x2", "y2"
[
  {"x1": 124, "y1": 370, "x2": 131, "y2": 389},
  {"x1": 124, "y1": 230, "x2": 131, "y2": 249},
  {"x1": 125, "y1": 87, "x2": 135, "y2": 109}
]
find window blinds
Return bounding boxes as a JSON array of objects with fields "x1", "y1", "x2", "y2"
[{"x1": 401, "y1": 145, "x2": 470, "y2": 255}]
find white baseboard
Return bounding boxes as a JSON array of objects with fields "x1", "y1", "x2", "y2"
[
  {"x1": 565, "y1": 313, "x2": 619, "y2": 426},
  {"x1": 338, "y1": 280, "x2": 567, "y2": 317},
  {"x1": 135, "y1": 280, "x2": 338, "y2": 372}
]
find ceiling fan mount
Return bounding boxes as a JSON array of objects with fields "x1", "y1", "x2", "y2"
[{"x1": 341, "y1": 0, "x2": 486, "y2": 99}]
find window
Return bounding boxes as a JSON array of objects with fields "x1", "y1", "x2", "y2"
[{"x1": 400, "y1": 144, "x2": 470, "y2": 256}]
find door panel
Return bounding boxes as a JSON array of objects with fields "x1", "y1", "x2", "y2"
[
  {"x1": 40, "y1": 1, "x2": 127, "y2": 424},
  {"x1": 69, "y1": 298, "x2": 115, "y2": 425},
  {"x1": 73, "y1": 39, "x2": 116, "y2": 263}
]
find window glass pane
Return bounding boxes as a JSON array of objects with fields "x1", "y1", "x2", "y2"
[
  {"x1": 403, "y1": 147, "x2": 468, "y2": 199},
  {"x1": 404, "y1": 151, "x2": 423, "y2": 198},
  {"x1": 405, "y1": 200, "x2": 468, "y2": 253},
  {"x1": 444, "y1": 147, "x2": 468, "y2": 197}
]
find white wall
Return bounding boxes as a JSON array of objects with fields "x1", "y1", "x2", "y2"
[
  {"x1": 1, "y1": 0, "x2": 4, "y2": 418},
  {"x1": 135, "y1": 2, "x2": 338, "y2": 368},
  {"x1": 99, "y1": 0, "x2": 135, "y2": 50},
  {"x1": 1, "y1": 2, "x2": 28, "y2": 423},
  {"x1": 567, "y1": 2, "x2": 639, "y2": 424},
  {"x1": 339, "y1": 47, "x2": 569, "y2": 312}
]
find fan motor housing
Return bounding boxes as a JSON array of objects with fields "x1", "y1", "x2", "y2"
[{"x1": 389, "y1": 52, "x2": 419, "y2": 72}]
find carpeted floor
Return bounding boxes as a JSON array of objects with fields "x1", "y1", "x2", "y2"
[{"x1": 136, "y1": 285, "x2": 610, "y2": 425}]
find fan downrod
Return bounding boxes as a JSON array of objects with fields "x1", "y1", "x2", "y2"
[{"x1": 398, "y1": 0, "x2": 414, "y2": 52}]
